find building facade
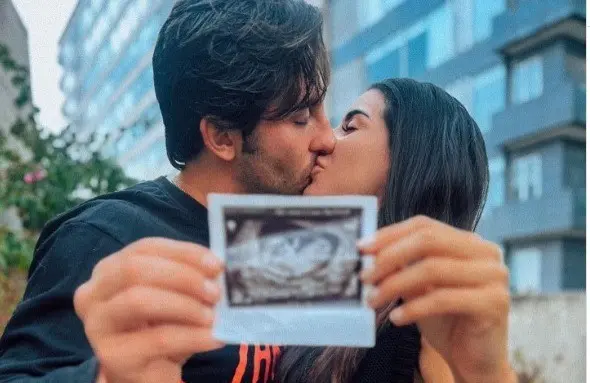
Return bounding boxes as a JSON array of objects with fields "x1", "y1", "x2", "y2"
[
  {"x1": 326, "y1": 0, "x2": 586, "y2": 293},
  {"x1": 0, "y1": 0, "x2": 31, "y2": 232},
  {"x1": 58, "y1": 0, "x2": 327, "y2": 181},
  {"x1": 0, "y1": 0, "x2": 30, "y2": 137},
  {"x1": 58, "y1": 0, "x2": 175, "y2": 180}
]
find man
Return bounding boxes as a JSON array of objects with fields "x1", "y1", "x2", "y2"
[{"x1": 0, "y1": 1, "x2": 334, "y2": 382}]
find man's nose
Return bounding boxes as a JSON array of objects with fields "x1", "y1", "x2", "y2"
[{"x1": 310, "y1": 113, "x2": 336, "y2": 155}]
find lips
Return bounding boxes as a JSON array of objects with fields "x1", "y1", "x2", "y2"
[{"x1": 311, "y1": 164, "x2": 323, "y2": 177}]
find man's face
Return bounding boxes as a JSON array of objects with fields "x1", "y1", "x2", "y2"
[{"x1": 234, "y1": 103, "x2": 335, "y2": 195}]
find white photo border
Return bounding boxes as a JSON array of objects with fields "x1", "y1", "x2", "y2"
[{"x1": 208, "y1": 194, "x2": 378, "y2": 347}]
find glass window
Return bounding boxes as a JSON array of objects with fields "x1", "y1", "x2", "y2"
[
  {"x1": 565, "y1": 145, "x2": 585, "y2": 189},
  {"x1": 356, "y1": 0, "x2": 405, "y2": 30},
  {"x1": 511, "y1": 56, "x2": 543, "y2": 104},
  {"x1": 509, "y1": 247, "x2": 542, "y2": 294},
  {"x1": 445, "y1": 78, "x2": 473, "y2": 112},
  {"x1": 357, "y1": 0, "x2": 383, "y2": 29},
  {"x1": 365, "y1": 3, "x2": 453, "y2": 81},
  {"x1": 427, "y1": 4, "x2": 454, "y2": 68},
  {"x1": 81, "y1": 8, "x2": 93, "y2": 30},
  {"x1": 452, "y1": 0, "x2": 474, "y2": 53},
  {"x1": 408, "y1": 32, "x2": 427, "y2": 78},
  {"x1": 510, "y1": 153, "x2": 542, "y2": 201},
  {"x1": 575, "y1": 84, "x2": 586, "y2": 122},
  {"x1": 473, "y1": 0, "x2": 505, "y2": 42},
  {"x1": 473, "y1": 65, "x2": 506, "y2": 133},
  {"x1": 331, "y1": 0, "x2": 359, "y2": 48},
  {"x1": 483, "y1": 156, "x2": 506, "y2": 216},
  {"x1": 368, "y1": 49, "x2": 400, "y2": 84},
  {"x1": 61, "y1": 44, "x2": 75, "y2": 67},
  {"x1": 91, "y1": 0, "x2": 103, "y2": 11}
]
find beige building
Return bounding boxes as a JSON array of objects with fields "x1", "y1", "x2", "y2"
[
  {"x1": 0, "y1": 0, "x2": 30, "y2": 133},
  {"x1": 0, "y1": 0, "x2": 30, "y2": 231}
]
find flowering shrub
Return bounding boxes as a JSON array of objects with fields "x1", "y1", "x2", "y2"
[{"x1": 0, "y1": 43, "x2": 136, "y2": 268}]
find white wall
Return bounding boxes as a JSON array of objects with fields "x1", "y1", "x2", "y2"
[{"x1": 509, "y1": 292, "x2": 586, "y2": 382}]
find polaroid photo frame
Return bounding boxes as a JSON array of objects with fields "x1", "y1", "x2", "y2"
[{"x1": 208, "y1": 194, "x2": 378, "y2": 347}]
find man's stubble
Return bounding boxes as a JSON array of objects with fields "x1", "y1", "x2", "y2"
[{"x1": 236, "y1": 132, "x2": 314, "y2": 195}]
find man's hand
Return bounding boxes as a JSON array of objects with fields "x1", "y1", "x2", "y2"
[
  {"x1": 74, "y1": 238, "x2": 225, "y2": 383},
  {"x1": 359, "y1": 216, "x2": 516, "y2": 383}
]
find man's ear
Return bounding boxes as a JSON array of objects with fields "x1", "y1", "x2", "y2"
[{"x1": 199, "y1": 117, "x2": 242, "y2": 161}]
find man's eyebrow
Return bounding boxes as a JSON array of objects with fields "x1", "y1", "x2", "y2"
[{"x1": 344, "y1": 109, "x2": 370, "y2": 122}]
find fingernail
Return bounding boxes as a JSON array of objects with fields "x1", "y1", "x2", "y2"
[
  {"x1": 204, "y1": 279, "x2": 219, "y2": 297},
  {"x1": 357, "y1": 235, "x2": 375, "y2": 249},
  {"x1": 360, "y1": 266, "x2": 374, "y2": 282},
  {"x1": 389, "y1": 308, "x2": 403, "y2": 323}
]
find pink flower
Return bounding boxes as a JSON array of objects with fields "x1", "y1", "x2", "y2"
[
  {"x1": 34, "y1": 169, "x2": 47, "y2": 181},
  {"x1": 24, "y1": 173, "x2": 34, "y2": 184},
  {"x1": 23, "y1": 167, "x2": 47, "y2": 184}
]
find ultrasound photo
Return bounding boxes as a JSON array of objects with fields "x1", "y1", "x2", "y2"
[
  {"x1": 223, "y1": 207, "x2": 363, "y2": 307},
  {"x1": 208, "y1": 194, "x2": 378, "y2": 347}
]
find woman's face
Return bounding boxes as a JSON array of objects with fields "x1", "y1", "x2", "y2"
[{"x1": 304, "y1": 89, "x2": 391, "y2": 199}]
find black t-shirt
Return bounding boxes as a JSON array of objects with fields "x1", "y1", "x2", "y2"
[{"x1": 0, "y1": 177, "x2": 420, "y2": 383}]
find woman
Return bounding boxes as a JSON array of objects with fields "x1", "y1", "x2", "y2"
[{"x1": 277, "y1": 78, "x2": 515, "y2": 383}]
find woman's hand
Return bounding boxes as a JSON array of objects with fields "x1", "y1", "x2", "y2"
[{"x1": 359, "y1": 216, "x2": 517, "y2": 383}]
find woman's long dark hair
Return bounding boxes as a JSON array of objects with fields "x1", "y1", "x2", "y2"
[{"x1": 275, "y1": 78, "x2": 490, "y2": 383}]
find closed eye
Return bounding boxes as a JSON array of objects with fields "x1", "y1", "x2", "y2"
[{"x1": 341, "y1": 123, "x2": 356, "y2": 133}]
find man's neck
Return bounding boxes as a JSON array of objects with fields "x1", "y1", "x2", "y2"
[{"x1": 174, "y1": 157, "x2": 239, "y2": 208}]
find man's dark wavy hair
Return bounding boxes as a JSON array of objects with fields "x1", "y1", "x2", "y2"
[{"x1": 153, "y1": 0, "x2": 330, "y2": 169}]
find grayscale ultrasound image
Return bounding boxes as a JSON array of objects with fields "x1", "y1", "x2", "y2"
[{"x1": 223, "y1": 207, "x2": 363, "y2": 307}]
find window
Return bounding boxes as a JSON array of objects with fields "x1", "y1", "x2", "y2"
[
  {"x1": 365, "y1": 3, "x2": 453, "y2": 83},
  {"x1": 408, "y1": 32, "x2": 428, "y2": 78},
  {"x1": 483, "y1": 156, "x2": 506, "y2": 216},
  {"x1": 368, "y1": 49, "x2": 401, "y2": 84},
  {"x1": 511, "y1": 56, "x2": 543, "y2": 104},
  {"x1": 90, "y1": 0, "x2": 103, "y2": 12},
  {"x1": 427, "y1": 4, "x2": 454, "y2": 67},
  {"x1": 357, "y1": 0, "x2": 383, "y2": 29},
  {"x1": 61, "y1": 44, "x2": 75, "y2": 67},
  {"x1": 473, "y1": 65, "x2": 506, "y2": 133},
  {"x1": 356, "y1": 0, "x2": 406, "y2": 30},
  {"x1": 452, "y1": 0, "x2": 474, "y2": 53},
  {"x1": 564, "y1": 145, "x2": 585, "y2": 189},
  {"x1": 575, "y1": 84, "x2": 586, "y2": 122},
  {"x1": 81, "y1": 8, "x2": 93, "y2": 30},
  {"x1": 366, "y1": 33, "x2": 425, "y2": 82},
  {"x1": 509, "y1": 247, "x2": 542, "y2": 294},
  {"x1": 445, "y1": 78, "x2": 473, "y2": 112},
  {"x1": 473, "y1": 0, "x2": 506, "y2": 42},
  {"x1": 510, "y1": 153, "x2": 542, "y2": 201},
  {"x1": 331, "y1": 0, "x2": 359, "y2": 47}
]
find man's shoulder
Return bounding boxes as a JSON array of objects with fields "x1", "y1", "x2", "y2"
[{"x1": 43, "y1": 178, "x2": 188, "y2": 245}]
